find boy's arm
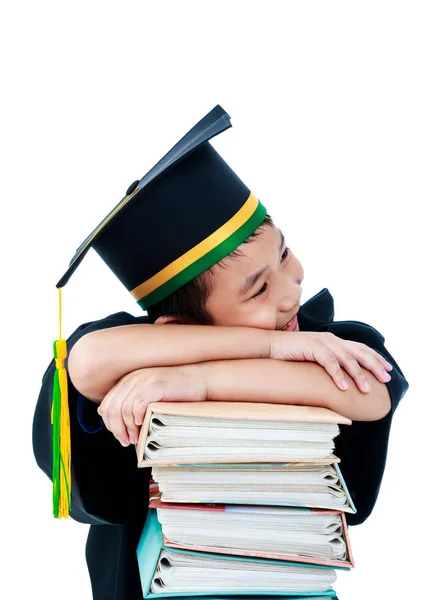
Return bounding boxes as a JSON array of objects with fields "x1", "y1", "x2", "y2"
[
  {"x1": 95, "y1": 358, "x2": 392, "y2": 447},
  {"x1": 68, "y1": 323, "x2": 271, "y2": 393},
  {"x1": 68, "y1": 323, "x2": 392, "y2": 400},
  {"x1": 192, "y1": 358, "x2": 391, "y2": 422}
]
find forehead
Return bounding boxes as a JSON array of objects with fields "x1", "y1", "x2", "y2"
[{"x1": 209, "y1": 224, "x2": 282, "y2": 291}]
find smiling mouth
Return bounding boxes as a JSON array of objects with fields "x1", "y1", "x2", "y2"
[{"x1": 280, "y1": 314, "x2": 298, "y2": 331}]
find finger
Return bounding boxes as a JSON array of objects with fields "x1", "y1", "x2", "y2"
[
  {"x1": 337, "y1": 352, "x2": 375, "y2": 393},
  {"x1": 355, "y1": 344, "x2": 394, "y2": 373},
  {"x1": 132, "y1": 394, "x2": 154, "y2": 427},
  {"x1": 312, "y1": 344, "x2": 371, "y2": 393},
  {"x1": 121, "y1": 393, "x2": 140, "y2": 445},
  {"x1": 311, "y1": 345, "x2": 350, "y2": 391},
  {"x1": 349, "y1": 347, "x2": 392, "y2": 384},
  {"x1": 98, "y1": 386, "x2": 130, "y2": 447},
  {"x1": 132, "y1": 382, "x2": 166, "y2": 427},
  {"x1": 133, "y1": 403, "x2": 148, "y2": 429}
]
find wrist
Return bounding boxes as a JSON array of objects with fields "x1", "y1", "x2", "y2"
[
  {"x1": 178, "y1": 363, "x2": 209, "y2": 402},
  {"x1": 268, "y1": 329, "x2": 299, "y2": 361},
  {"x1": 233, "y1": 326, "x2": 271, "y2": 359}
]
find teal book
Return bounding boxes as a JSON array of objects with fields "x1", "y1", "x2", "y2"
[{"x1": 137, "y1": 509, "x2": 340, "y2": 598}]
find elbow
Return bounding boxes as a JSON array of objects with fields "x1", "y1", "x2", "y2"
[
  {"x1": 68, "y1": 336, "x2": 104, "y2": 402},
  {"x1": 361, "y1": 381, "x2": 392, "y2": 422},
  {"x1": 330, "y1": 375, "x2": 392, "y2": 422},
  {"x1": 373, "y1": 384, "x2": 392, "y2": 420}
]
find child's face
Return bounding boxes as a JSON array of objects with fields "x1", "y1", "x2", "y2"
[{"x1": 205, "y1": 224, "x2": 304, "y2": 331}]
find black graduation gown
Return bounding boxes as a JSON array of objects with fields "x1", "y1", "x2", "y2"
[{"x1": 32, "y1": 288, "x2": 409, "y2": 600}]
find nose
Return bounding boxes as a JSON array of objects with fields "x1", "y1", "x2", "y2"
[{"x1": 277, "y1": 274, "x2": 302, "y2": 312}]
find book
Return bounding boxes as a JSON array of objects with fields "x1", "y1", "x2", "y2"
[
  {"x1": 136, "y1": 402, "x2": 351, "y2": 467},
  {"x1": 149, "y1": 463, "x2": 356, "y2": 513},
  {"x1": 149, "y1": 497, "x2": 355, "y2": 569},
  {"x1": 137, "y1": 509, "x2": 341, "y2": 598}
]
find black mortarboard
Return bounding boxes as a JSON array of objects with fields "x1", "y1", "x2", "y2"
[
  {"x1": 51, "y1": 105, "x2": 268, "y2": 518},
  {"x1": 57, "y1": 104, "x2": 267, "y2": 310}
]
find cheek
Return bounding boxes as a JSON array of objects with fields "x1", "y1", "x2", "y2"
[
  {"x1": 238, "y1": 304, "x2": 277, "y2": 330},
  {"x1": 207, "y1": 295, "x2": 276, "y2": 330},
  {"x1": 205, "y1": 294, "x2": 238, "y2": 326}
]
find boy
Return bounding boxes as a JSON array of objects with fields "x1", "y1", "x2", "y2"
[{"x1": 33, "y1": 105, "x2": 408, "y2": 600}]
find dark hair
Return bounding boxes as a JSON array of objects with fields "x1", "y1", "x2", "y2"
[{"x1": 146, "y1": 213, "x2": 275, "y2": 325}]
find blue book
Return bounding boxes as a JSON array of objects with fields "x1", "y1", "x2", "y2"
[{"x1": 137, "y1": 509, "x2": 340, "y2": 598}]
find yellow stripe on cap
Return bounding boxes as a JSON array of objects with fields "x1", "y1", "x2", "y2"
[{"x1": 130, "y1": 191, "x2": 259, "y2": 301}]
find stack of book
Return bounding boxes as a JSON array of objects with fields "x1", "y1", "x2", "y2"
[{"x1": 135, "y1": 402, "x2": 356, "y2": 599}]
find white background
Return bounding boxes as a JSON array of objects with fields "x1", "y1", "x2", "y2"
[{"x1": 1, "y1": 1, "x2": 434, "y2": 598}]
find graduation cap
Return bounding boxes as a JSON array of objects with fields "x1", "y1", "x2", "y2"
[
  {"x1": 51, "y1": 105, "x2": 268, "y2": 517},
  {"x1": 57, "y1": 104, "x2": 267, "y2": 309}
]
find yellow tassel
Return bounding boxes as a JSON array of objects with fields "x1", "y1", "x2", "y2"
[{"x1": 52, "y1": 288, "x2": 71, "y2": 518}]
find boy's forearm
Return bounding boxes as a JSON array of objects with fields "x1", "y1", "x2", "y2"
[
  {"x1": 68, "y1": 324, "x2": 271, "y2": 396},
  {"x1": 189, "y1": 359, "x2": 391, "y2": 422}
]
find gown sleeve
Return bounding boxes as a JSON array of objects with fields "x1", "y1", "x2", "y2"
[
  {"x1": 32, "y1": 311, "x2": 151, "y2": 525},
  {"x1": 325, "y1": 319, "x2": 409, "y2": 525}
]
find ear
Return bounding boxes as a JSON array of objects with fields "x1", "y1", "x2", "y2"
[{"x1": 154, "y1": 315, "x2": 185, "y2": 325}]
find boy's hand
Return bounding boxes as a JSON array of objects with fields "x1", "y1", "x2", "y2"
[
  {"x1": 269, "y1": 331, "x2": 392, "y2": 393},
  {"x1": 97, "y1": 366, "x2": 206, "y2": 447}
]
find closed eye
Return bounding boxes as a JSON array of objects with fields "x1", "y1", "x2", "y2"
[
  {"x1": 252, "y1": 282, "x2": 268, "y2": 299},
  {"x1": 281, "y1": 247, "x2": 290, "y2": 261},
  {"x1": 251, "y1": 247, "x2": 291, "y2": 299}
]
